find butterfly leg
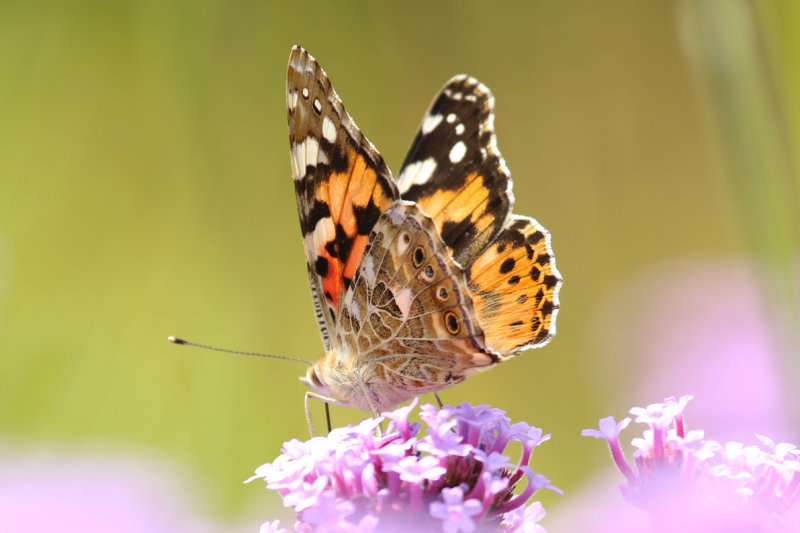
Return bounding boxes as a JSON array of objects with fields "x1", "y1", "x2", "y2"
[
  {"x1": 434, "y1": 392, "x2": 444, "y2": 409},
  {"x1": 353, "y1": 369, "x2": 383, "y2": 437},
  {"x1": 353, "y1": 368, "x2": 380, "y2": 419},
  {"x1": 305, "y1": 391, "x2": 349, "y2": 437}
]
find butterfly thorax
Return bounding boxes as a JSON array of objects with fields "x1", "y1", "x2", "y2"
[{"x1": 302, "y1": 349, "x2": 417, "y2": 412}]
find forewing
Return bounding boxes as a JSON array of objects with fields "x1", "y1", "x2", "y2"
[
  {"x1": 466, "y1": 215, "x2": 562, "y2": 355},
  {"x1": 396, "y1": 76, "x2": 512, "y2": 268},
  {"x1": 340, "y1": 200, "x2": 499, "y2": 400},
  {"x1": 287, "y1": 46, "x2": 399, "y2": 350}
]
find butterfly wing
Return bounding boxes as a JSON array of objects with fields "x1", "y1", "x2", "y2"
[
  {"x1": 287, "y1": 46, "x2": 399, "y2": 350},
  {"x1": 467, "y1": 215, "x2": 561, "y2": 355},
  {"x1": 396, "y1": 76, "x2": 513, "y2": 268},
  {"x1": 396, "y1": 74, "x2": 561, "y2": 357},
  {"x1": 337, "y1": 200, "x2": 498, "y2": 409}
]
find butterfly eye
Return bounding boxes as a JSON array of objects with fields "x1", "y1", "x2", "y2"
[
  {"x1": 412, "y1": 246, "x2": 425, "y2": 268},
  {"x1": 444, "y1": 311, "x2": 460, "y2": 335},
  {"x1": 307, "y1": 366, "x2": 324, "y2": 387}
]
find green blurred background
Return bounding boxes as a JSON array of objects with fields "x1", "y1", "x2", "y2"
[{"x1": 1, "y1": 0, "x2": 798, "y2": 527}]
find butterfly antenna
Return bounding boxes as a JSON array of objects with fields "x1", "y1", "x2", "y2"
[{"x1": 167, "y1": 336, "x2": 313, "y2": 365}]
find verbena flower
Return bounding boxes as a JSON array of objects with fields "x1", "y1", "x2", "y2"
[
  {"x1": 248, "y1": 399, "x2": 559, "y2": 532},
  {"x1": 583, "y1": 395, "x2": 800, "y2": 532},
  {"x1": 0, "y1": 447, "x2": 250, "y2": 533}
]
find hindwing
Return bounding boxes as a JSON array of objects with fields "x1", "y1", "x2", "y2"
[
  {"x1": 467, "y1": 215, "x2": 562, "y2": 355},
  {"x1": 339, "y1": 201, "x2": 498, "y2": 399}
]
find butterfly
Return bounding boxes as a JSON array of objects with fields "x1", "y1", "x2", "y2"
[{"x1": 287, "y1": 46, "x2": 561, "y2": 423}]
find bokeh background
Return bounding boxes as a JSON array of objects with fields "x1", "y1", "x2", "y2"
[{"x1": 1, "y1": 0, "x2": 798, "y2": 530}]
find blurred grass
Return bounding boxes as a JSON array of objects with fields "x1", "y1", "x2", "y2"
[
  {"x1": 679, "y1": 0, "x2": 800, "y2": 421},
  {"x1": 680, "y1": 0, "x2": 799, "y2": 309},
  {"x1": 0, "y1": 0, "x2": 797, "y2": 520}
]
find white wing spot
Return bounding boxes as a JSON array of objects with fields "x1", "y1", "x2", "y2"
[
  {"x1": 397, "y1": 157, "x2": 437, "y2": 193},
  {"x1": 322, "y1": 115, "x2": 337, "y2": 143},
  {"x1": 290, "y1": 147, "x2": 300, "y2": 178},
  {"x1": 455, "y1": 123, "x2": 465, "y2": 135},
  {"x1": 446, "y1": 113, "x2": 457, "y2": 123},
  {"x1": 421, "y1": 113, "x2": 443, "y2": 135},
  {"x1": 449, "y1": 141, "x2": 467, "y2": 163},
  {"x1": 291, "y1": 144, "x2": 305, "y2": 179},
  {"x1": 394, "y1": 288, "x2": 414, "y2": 321},
  {"x1": 289, "y1": 90, "x2": 299, "y2": 110},
  {"x1": 292, "y1": 136, "x2": 322, "y2": 179},
  {"x1": 362, "y1": 254, "x2": 377, "y2": 286},
  {"x1": 389, "y1": 209, "x2": 406, "y2": 225},
  {"x1": 304, "y1": 217, "x2": 335, "y2": 251},
  {"x1": 302, "y1": 87, "x2": 309, "y2": 99},
  {"x1": 305, "y1": 136, "x2": 320, "y2": 170},
  {"x1": 348, "y1": 299, "x2": 362, "y2": 322},
  {"x1": 452, "y1": 92, "x2": 463, "y2": 100},
  {"x1": 313, "y1": 98, "x2": 322, "y2": 113}
]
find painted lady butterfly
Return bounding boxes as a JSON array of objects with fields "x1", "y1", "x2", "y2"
[{"x1": 287, "y1": 46, "x2": 561, "y2": 419}]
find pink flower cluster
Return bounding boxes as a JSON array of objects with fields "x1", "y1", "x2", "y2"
[
  {"x1": 248, "y1": 400, "x2": 559, "y2": 532},
  {"x1": 583, "y1": 395, "x2": 800, "y2": 532}
]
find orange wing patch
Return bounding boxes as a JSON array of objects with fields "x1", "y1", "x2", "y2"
[
  {"x1": 316, "y1": 148, "x2": 395, "y2": 308},
  {"x1": 467, "y1": 215, "x2": 561, "y2": 355},
  {"x1": 412, "y1": 172, "x2": 501, "y2": 266}
]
